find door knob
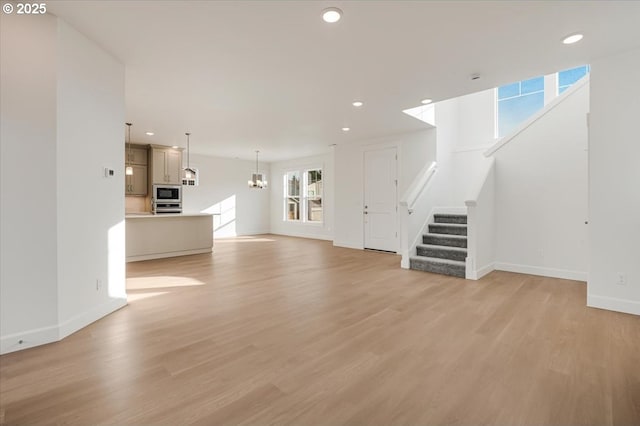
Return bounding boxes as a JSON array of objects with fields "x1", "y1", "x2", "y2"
[{"x1": 364, "y1": 211, "x2": 368, "y2": 214}]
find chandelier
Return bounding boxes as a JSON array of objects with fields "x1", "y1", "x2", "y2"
[{"x1": 248, "y1": 150, "x2": 267, "y2": 189}]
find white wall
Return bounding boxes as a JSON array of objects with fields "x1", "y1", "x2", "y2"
[
  {"x1": 334, "y1": 129, "x2": 436, "y2": 249},
  {"x1": 446, "y1": 88, "x2": 499, "y2": 204},
  {"x1": 456, "y1": 88, "x2": 496, "y2": 150},
  {"x1": 0, "y1": 14, "x2": 126, "y2": 354},
  {"x1": 270, "y1": 153, "x2": 334, "y2": 240},
  {"x1": 1, "y1": 13, "x2": 60, "y2": 350},
  {"x1": 429, "y1": 100, "x2": 460, "y2": 209},
  {"x1": 56, "y1": 20, "x2": 127, "y2": 337},
  {"x1": 181, "y1": 154, "x2": 270, "y2": 237},
  {"x1": 588, "y1": 47, "x2": 640, "y2": 315},
  {"x1": 492, "y1": 82, "x2": 589, "y2": 281}
]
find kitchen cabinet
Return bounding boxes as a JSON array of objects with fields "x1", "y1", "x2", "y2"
[
  {"x1": 125, "y1": 164, "x2": 148, "y2": 196},
  {"x1": 124, "y1": 144, "x2": 148, "y2": 196},
  {"x1": 125, "y1": 144, "x2": 148, "y2": 165},
  {"x1": 150, "y1": 145, "x2": 182, "y2": 184},
  {"x1": 125, "y1": 213, "x2": 214, "y2": 262}
]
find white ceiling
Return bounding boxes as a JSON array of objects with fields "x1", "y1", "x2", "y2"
[{"x1": 48, "y1": 1, "x2": 640, "y2": 162}]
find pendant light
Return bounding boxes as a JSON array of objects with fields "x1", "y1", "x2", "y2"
[
  {"x1": 182, "y1": 132, "x2": 198, "y2": 186},
  {"x1": 125, "y1": 122, "x2": 133, "y2": 175},
  {"x1": 248, "y1": 150, "x2": 267, "y2": 189}
]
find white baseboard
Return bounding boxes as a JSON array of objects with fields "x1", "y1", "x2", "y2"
[
  {"x1": 400, "y1": 256, "x2": 410, "y2": 269},
  {"x1": 1, "y1": 297, "x2": 127, "y2": 355},
  {"x1": 270, "y1": 231, "x2": 333, "y2": 242},
  {"x1": 476, "y1": 262, "x2": 496, "y2": 279},
  {"x1": 234, "y1": 229, "x2": 271, "y2": 237},
  {"x1": 0, "y1": 324, "x2": 59, "y2": 355},
  {"x1": 587, "y1": 294, "x2": 640, "y2": 316},
  {"x1": 127, "y1": 248, "x2": 212, "y2": 262},
  {"x1": 494, "y1": 262, "x2": 587, "y2": 282},
  {"x1": 58, "y1": 297, "x2": 127, "y2": 339},
  {"x1": 333, "y1": 240, "x2": 363, "y2": 250}
]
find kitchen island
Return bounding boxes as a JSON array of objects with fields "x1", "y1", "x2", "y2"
[{"x1": 125, "y1": 213, "x2": 213, "y2": 262}]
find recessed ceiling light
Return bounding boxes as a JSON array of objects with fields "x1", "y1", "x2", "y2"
[
  {"x1": 562, "y1": 33, "x2": 583, "y2": 44},
  {"x1": 352, "y1": 101, "x2": 363, "y2": 107},
  {"x1": 342, "y1": 127, "x2": 350, "y2": 132},
  {"x1": 172, "y1": 145, "x2": 179, "y2": 149},
  {"x1": 421, "y1": 99, "x2": 432, "y2": 105},
  {"x1": 322, "y1": 7, "x2": 342, "y2": 23},
  {"x1": 145, "y1": 131, "x2": 154, "y2": 136}
]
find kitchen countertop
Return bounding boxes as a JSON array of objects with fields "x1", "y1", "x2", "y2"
[{"x1": 125, "y1": 212, "x2": 214, "y2": 219}]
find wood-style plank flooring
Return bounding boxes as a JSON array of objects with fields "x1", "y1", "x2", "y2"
[{"x1": 1, "y1": 235, "x2": 639, "y2": 425}]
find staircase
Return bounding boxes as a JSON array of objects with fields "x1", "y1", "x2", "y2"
[{"x1": 409, "y1": 214, "x2": 467, "y2": 278}]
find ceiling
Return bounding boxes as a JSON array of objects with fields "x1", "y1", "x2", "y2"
[{"x1": 48, "y1": 1, "x2": 640, "y2": 162}]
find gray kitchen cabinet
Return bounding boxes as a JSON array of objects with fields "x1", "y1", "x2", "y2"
[
  {"x1": 125, "y1": 144, "x2": 148, "y2": 165},
  {"x1": 150, "y1": 145, "x2": 182, "y2": 185},
  {"x1": 124, "y1": 144, "x2": 148, "y2": 196},
  {"x1": 125, "y1": 164, "x2": 148, "y2": 196}
]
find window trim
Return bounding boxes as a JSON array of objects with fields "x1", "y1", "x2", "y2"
[
  {"x1": 283, "y1": 166, "x2": 323, "y2": 224},
  {"x1": 304, "y1": 168, "x2": 323, "y2": 224},
  {"x1": 284, "y1": 171, "x2": 301, "y2": 222}
]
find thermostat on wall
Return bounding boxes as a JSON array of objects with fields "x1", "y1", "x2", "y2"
[{"x1": 104, "y1": 167, "x2": 115, "y2": 177}]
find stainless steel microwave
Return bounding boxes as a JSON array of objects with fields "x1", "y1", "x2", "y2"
[{"x1": 153, "y1": 184, "x2": 181, "y2": 203}]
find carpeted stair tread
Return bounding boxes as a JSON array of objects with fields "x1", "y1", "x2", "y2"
[
  {"x1": 422, "y1": 233, "x2": 468, "y2": 248},
  {"x1": 410, "y1": 255, "x2": 465, "y2": 266},
  {"x1": 417, "y1": 244, "x2": 467, "y2": 252},
  {"x1": 416, "y1": 244, "x2": 468, "y2": 261},
  {"x1": 409, "y1": 255, "x2": 466, "y2": 278},
  {"x1": 428, "y1": 223, "x2": 468, "y2": 236},
  {"x1": 434, "y1": 214, "x2": 468, "y2": 224}
]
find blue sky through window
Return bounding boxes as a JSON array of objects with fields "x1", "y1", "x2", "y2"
[
  {"x1": 497, "y1": 66, "x2": 589, "y2": 137},
  {"x1": 497, "y1": 76, "x2": 544, "y2": 137},
  {"x1": 558, "y1": 65, "x2": 589, "y2": 94}
]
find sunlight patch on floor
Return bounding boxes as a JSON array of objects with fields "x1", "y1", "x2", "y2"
[
  {"x1": 127, "y1": 291, "x2": 170, "y2": 302},
  {"x1": 126, "y1": 276, "x2": 205, "y2": 290}
]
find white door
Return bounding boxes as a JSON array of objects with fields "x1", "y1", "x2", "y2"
[{"x1": 364, "y1": 147, "x2": 398, "y2": 252}]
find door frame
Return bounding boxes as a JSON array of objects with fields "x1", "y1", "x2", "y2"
[{"x1": 362, "y1": 144, "x2": 400, "y2": 253}]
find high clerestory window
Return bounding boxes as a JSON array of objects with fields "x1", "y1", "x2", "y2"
[
  {"x1": 558, "y1": 65, "x2": 590, "y2": 94},
  {"x1": 496, "y1": 65, "x2": 589, "y2": 138},
  {"x1": 497, "y1": 76, "x2": 545, "y2": 138}
]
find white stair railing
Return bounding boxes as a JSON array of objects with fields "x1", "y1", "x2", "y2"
[{"x1": 399, "y1": 161, "x2": 437, "y2": 268}]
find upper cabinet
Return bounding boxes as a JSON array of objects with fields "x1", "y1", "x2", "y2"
[
  {"x1": 125, "y1": 144, "x2": 148, "y2": 165},
  {"x1": 150, "y1": 145, "x2": 183, "y2": 185},
  {"x1": 125, "y1": 144, "x2": 148, "y2": 196},
  {"x1": 125, "y1": 165, "x2": 148, "y2": 196}
]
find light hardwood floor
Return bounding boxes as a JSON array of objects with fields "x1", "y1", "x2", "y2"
[{"x1": 1, "y1": 235, "x2": 639, "y2": 425}]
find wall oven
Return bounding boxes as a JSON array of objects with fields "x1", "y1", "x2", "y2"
[{"x1": 152, "y1": 185, "x2": 182, "y2": 213}]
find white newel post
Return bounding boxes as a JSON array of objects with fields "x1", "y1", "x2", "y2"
[
  {"x1": 465, "y1": 200, "x2": 477, "y2": 280},
  {"x1": 400, "y1": 205, "x2": 410, "y2": 269}
]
